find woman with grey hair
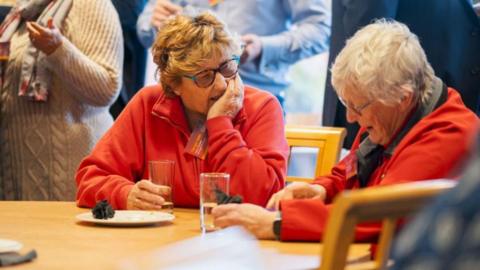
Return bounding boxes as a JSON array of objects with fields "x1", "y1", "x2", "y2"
[{"x1": 212, "y1": 20, "x2": 479, "y2": 242}]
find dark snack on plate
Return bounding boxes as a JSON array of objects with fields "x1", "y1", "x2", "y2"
[
  {"x1": 214, "y1": 188, "x2": 243, "y2": 204},
  {"x1": 92, "y1": 200, "x2": 115, "y2": 219}
]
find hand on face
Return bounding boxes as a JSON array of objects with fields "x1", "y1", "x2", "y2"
[
  {"x1": 212, "y1": 203, "x2": 277, "y2": 240},
  {"x1": 266, "y1": 182, "x2": 327, "y2": 210},
  {"x1": 207, "y1": 75, "x2": 244, "y2": 120},
  {"x1": 26, "y1": 18, "x2": 63, "y2": 55},
  {"x1": 240, "y1": 34, "x2": 262, "y2": 64},
  {"x1": 126, "y1": 180, "x2": 171, "y2": 210},
  {"x1": 151, "y1": 0, "x2": 182, "y2": 30}
]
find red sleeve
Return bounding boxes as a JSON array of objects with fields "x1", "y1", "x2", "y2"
[
  {"x1": 313, "y1": 133, "x2": 363, "y2": 203},
  {"x1": 75, "y1": 94, "x2": 147, "y2": 210},
  {"x1": 280, "y1": 199, "x2": 380, "y2": 242},
  {"x1": 205, "y1": 98, "x2": 288, "y2": 206}
]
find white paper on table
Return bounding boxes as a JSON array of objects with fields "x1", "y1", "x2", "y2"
[
  {"x1": 261, "y1": 249, "x2": 320, "y2": 270},
  {"x1": 118, "y1": 226, "x2": 321, "y2": 270}
]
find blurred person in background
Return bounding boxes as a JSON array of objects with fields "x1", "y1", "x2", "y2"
[
  {"x1": 391, "y1": 134, "x2": 480, "y2": 270},
  {"x1": 136, "y1": 0, "x2": 330, "y2": 107},
  {"x1": 0, "y1": 0, "x2": 123, "y2": 200},
  {"x1": 110, "y1": 0, "x2": 148, "y2": 119}
]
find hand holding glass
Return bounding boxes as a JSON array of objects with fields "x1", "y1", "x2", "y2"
[{"x1": 149, "y1": 160, "x2": 175, "y2": 213}]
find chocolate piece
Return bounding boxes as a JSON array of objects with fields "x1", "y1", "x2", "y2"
[
  {"x1": 92, "y1": 200, "x2": 115, "y2": 219},
  {"x1": 214, "y1": 188, "x2": 243, "y2": 204},
  {"x1": 227, "y1": 195, "x2": 243, "y2": 204}
]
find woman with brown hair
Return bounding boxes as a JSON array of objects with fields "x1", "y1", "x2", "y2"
[{"x1": 76, "y1": 12, "x2": 288, "y2": 210}]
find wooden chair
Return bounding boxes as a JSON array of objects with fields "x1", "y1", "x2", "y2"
[
  {"x1": 285, "y1": 125, "x2": 346, "y2": 183},
  {"x1": 0, "y1": 0, "x2": 15, "y2": 5},
  {"x1": 319, "y1": 180, "x2": 456, "y2": 270}
]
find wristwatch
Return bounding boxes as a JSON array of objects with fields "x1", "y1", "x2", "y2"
[{"x1": 273, "y1": 211, "x2": 282, "y2": 241}]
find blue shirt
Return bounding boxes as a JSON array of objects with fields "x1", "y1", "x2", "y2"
[{"x1": 137, "y1": 0, "x2": 330, "y2": 95}]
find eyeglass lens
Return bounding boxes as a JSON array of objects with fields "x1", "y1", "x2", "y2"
[{"x1": 195, "y1": 59, "x2": 238, "y2": 87}]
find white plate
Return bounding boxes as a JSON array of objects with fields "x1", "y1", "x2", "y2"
[
  {"x1": 0, "y1": 239, "x2": 22, "y2": 253},
  {"x1": 76, "y1": 210, "x2": 175, "y2": 226}
]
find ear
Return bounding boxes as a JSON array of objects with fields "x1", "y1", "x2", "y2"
[
  {"x1": 166, "y1": 80, "x2": 182, "y2": 96},
  {"x1": 172, "y1": 87, "x2": 181, "y2": 96},
  {"x1": 399, "y1": 86, "x2": 415, "y2": 111},
  {"x1": 171, "y1": 77, "x2": 186, "y2": 96}
]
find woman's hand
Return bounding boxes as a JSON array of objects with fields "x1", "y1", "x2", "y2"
[
  {"x1": 126, "y1": 180, "x2": 171, "y2": 210},
  {"x1": 266, "y1": 182, "x2": 327, "y2": 210},
  {"x1": 212, "y1": 203, "x2": 277, "y2": 240},
  {"x1": 207, "y1": 75, "x2": 244, "y2": 120},
  {"x1": 26, "y1": 18, "x2": 63, "y2": 55}
]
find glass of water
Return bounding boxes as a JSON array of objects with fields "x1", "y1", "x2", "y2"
[{"x1": 200, "y1": 172, "x2": 230, "y2": 233}]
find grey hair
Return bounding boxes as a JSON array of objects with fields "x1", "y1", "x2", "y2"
[{"x1": 331, "y1": 19, "x2": 435, "y2": 106}]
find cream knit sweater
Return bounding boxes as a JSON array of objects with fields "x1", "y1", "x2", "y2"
[{"x1": 0, "y1": 0, "x2": 123, "y2": 200}]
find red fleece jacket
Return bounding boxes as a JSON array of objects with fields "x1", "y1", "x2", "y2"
[{"x1": 76, "y1": 85, "x2": 288, "y2": 209}]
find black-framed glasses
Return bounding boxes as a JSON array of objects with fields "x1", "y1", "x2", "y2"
[
  {"x1": 338, "y1": 96, "x2": 373, "y2": 116},
  {"x1": 184, "y1": 55, "x2": 240, "y2": 88}
]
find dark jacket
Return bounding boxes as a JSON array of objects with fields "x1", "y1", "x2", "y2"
[{"x1": 110, "y1": 0, "x2": 148, "y2": 118}]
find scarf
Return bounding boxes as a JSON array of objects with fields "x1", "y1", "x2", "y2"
[
  {"x1": 0, "y1": 0, "x2": 72, "y2": 102},
  {"x1": 356, "y1": 77, "x2": 448, "y2": 187}
]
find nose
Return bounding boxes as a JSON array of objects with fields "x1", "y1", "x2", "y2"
[
  {"x1": 212, "y1": 71, "x2": 228, "y2": 91},
  {"x1": 346, "y1": 107, "x2": 359, "y2": 123}
]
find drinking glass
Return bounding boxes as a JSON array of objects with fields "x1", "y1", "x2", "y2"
[
  {"x1": 200, "y1": 173, "x2": 230, "y2": 232},
  {"x1": 149, "y1": 160, "x2": 175, "y2": 213}
]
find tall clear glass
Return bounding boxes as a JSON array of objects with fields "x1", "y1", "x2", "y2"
[
  {"x1": 200, "y1": 173, "x2": 230, "y2": 233},
  {"x1": 149, "y1": 160, "x2": 175, "y2": 213}
]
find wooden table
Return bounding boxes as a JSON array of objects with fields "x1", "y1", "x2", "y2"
[{"x1": 0, "y1": 201, "x2": 370, "y2": 269}]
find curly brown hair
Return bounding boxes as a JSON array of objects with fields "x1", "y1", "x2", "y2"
[{"x1": 152, "y1": 12, "x2": 241, "y2": 97}]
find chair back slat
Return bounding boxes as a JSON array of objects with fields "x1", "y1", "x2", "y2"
[
  {"x1": 319, "y1": 180, "x2": 456, "y2": 270},
  {"x1": 285, "y1": 125, "x2": 346, "y2": 183}
]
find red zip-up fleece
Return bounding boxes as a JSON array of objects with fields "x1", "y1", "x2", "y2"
[
  {"x1": 76, "y1": 85, "x2": 289, "y2": 209},
  {"x1": 280, "y1": 88, "x2": 479, "y2": 242}
]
